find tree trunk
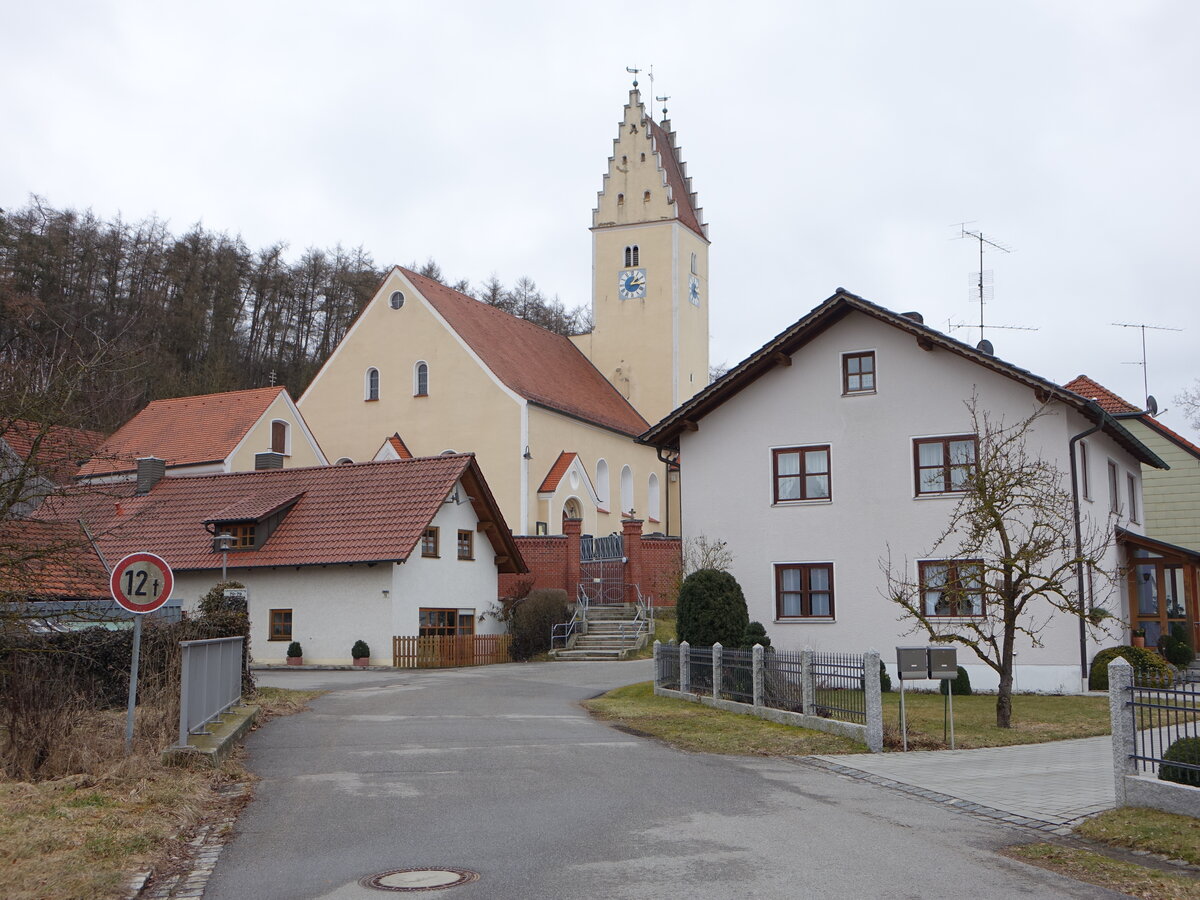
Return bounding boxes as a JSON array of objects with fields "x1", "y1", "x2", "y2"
[{"x1": 996, "y1": 667, "x2": 1013, "y2": 728}]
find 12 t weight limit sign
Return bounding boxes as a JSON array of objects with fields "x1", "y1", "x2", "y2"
[{"x1": 110, "y1": 553, "x2": 174, "y2": 614}]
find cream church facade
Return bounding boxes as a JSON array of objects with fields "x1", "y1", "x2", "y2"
[{"x1": 299, "y1": 87, "x2": 709, "y2": 536}]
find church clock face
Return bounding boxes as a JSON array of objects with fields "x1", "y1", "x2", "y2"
[
  {"x1": 688, "y1": 274, "x2": 701, "y2": 306},
  {"x1": 618, "y1": 268, "x2": 647, "y2": 299}
]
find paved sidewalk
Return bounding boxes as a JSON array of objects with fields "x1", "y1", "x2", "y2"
[{"x1": 811, "y1": 735, "x2": 1115, "y2": 832}]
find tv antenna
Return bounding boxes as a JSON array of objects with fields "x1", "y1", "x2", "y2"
[
  {"x1": 1112, "y1": 321, "x2": 1183, "y2": 411},
  {"x1": 954, "y1": 223, "x2": 1014, "y2": 344}
]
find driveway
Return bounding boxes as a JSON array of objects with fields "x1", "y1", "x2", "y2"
[{"x1": 206, "y1": 662, "x2": 1120, "y2": 899}]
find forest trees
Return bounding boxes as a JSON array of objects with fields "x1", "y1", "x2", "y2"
[{"x1": 882, "y1": 400, "x2": 1115, "y2": 728}]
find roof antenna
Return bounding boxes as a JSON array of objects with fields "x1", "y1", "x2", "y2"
[
  {"x1": 656, "y1": 94, "x2": 670, "y2": 121},
  {"x1": 625, "y1": 65, "x2": 640, "y2": 88},
  {"x1": 1112, "y1": 321, "x2": 1183, "y2": 412},
  {"x1": 953, "y1": 223, "x2": 1019, "y2": 346}
]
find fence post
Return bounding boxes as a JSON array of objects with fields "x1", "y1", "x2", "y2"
[
  {"x1": 712, "y1": 642, "x2": 723, "y2": 700},
  {"x1": 800, "y1": 647, "x2": 815, "y2": 715},
  {"x1": 864, "y1": 649, "x2": 883, "y2": 753},
  {"x1": 752, "y1": 644, "x2": 764, "y2": 707},
  {"x1": 653, "y1": 640, "x2": 661, "y2": 688},
  {"x1": 680, "y1": 641, "x2": 691, "y2": 694},
  {"x1": 1108, "y1": 659, "x2": 1135, "y2": 807}
]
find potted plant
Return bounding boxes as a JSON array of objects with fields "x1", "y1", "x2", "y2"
[
  {"x1": 351, "y1": 640, "x2": 371, "y2": 667},
  {"x1": 1131, "y1": 629, "x2": 1146, "y2": 649},
  {"x1": 287, "y1": 641, "x2": 304, "y2": 665}
]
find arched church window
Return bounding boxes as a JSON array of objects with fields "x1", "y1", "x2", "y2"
[
  {"x1": 620, "y1": 465, "x2": 633, "y2": 515},
  {"x1": 648, "y1": 473, "x2": 660, "y2": 522},
  {"x1": 595, "y1": 459, "x2": 610, "y2": 509},
  {"x1": 414, "y1": 361, "x2": 429, "y2": 396},
  {"x1": 617, "y1": 193, "x2": 624, "y2": 206},
  {"x1": 690, "y1": 252, "x2": 698, "y2": 275},
  {"x1": 365, "y1": 367, "x2": 379, "y2": 401},
  {"x1": 624, "y1": 245, "x2": 639, "y2": 267},
  {"x1": 643, "y1": 190, "x2": 651, "y2": 202}
]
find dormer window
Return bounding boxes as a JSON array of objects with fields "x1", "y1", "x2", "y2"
[
  {"x1": 624, "y1": 245, "x2": 639, "y2": 267},
  {"x1": 207, "y1": 492, "x2": 301, "y2": 554},
  {"x1": 226, "y1": 523, "x2": 256, "y2": 548}
]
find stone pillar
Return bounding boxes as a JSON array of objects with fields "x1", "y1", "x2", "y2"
[
  {"x1": 864, "y1": 649, "x2": 884, "y2": 753},
  {"x1": 679, "y1": 640, "x2": 691, "y2": 694},
  {"x1": 652, "y1": 640, "x2": 661, "y2": 689},
  {"x1": 1108, "y1": 659, "x2": 1136, "y2": 806},
  {"x1": 801, "y1": 648, "x2": 815, "y2": 716},
  {"x1": 753, "y1": 644, "x2": 764, "y2": 707},
  {"x1": 622, "y1": 517, "x2": 644, "y2": 606},
  {"x1": 563, "y1": 517, "x2": 582, "y2": 603},
  {"x1": 712, "y1": 642, "x2": 723, "y2": 700}
]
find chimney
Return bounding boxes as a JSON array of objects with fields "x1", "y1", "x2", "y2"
[
  {"x1": 136, "y1": 457, "x2": 165, "y2": 495},
  {"x1": 255, "y1": 451, "x2": 284, "y2": 470}
]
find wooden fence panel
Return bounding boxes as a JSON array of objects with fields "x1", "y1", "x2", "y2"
[{"x1": 392, "y1": 634, "x2": 512, "y2": 669}]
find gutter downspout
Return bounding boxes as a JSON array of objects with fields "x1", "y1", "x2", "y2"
[
  {"x1": 656, "y1": 445, "x2": 678, "y2": 537},
  {"x1": 1069, "y1": 406, "x2": 1105, "y2": 682}
]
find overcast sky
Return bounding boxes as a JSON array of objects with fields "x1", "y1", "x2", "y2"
[{"x1": 3, "y1": 1, "x2": 1197, "y2": 434}]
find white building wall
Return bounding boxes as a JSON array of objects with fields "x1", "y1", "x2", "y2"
[{"x1": 679, "y1": 312, "x2": 1144, "y2": 692}]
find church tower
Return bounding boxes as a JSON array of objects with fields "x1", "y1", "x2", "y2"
[{"x1": 576, "y1": 86, "x2": 710, "y2": 426}]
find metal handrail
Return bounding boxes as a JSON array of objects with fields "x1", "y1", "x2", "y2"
[{"x1": 551, "y1": 609, "x2": 581, "y2": 651}]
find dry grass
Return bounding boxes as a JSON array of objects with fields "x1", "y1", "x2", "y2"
[
  {"x1": 0, "y1": 685, "x2": 321, "y2": 900},
  {"x1": 1077, "y1": 807, "x2": 1200, "y2": 867},
  {"x1": 583, "y1": 681, "x2": 863, "y2": 756},
  {"x1": 1005, "y1": 843, "x2": 1200, "y2": 899}
]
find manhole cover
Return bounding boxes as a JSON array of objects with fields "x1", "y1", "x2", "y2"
[{"x1": 360, "y1": 867, "x2": 480, "y2": 892}]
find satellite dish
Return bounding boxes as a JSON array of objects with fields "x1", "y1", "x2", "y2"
[
  {"x1": 976, "y1": 339, "x2": 994, "y2": 356},
  {"x1": 1146, "y1": 395, "x2": 1158, "y2": 416}
]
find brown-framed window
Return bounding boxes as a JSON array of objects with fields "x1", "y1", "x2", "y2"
[
  {"x1": 914, "y1": 435, "x2": 977, "y2": 495},
  {"x1": 219, "y1": 522, "x2": 256, "y2": 548},
  {"x1": 919, "y1": 560, "x2": 985, "y2": 617},
  {"x1": 842, "y1": 351, "x2": 875, "y2": 394},
  {"x1": 269, "y1": 609, "x2": 292, "y2": 641},
  {"x1": 1127, "y1": 473, "x2": 1139, "y2": 524},
  {"x1": 773, "y1": 446, "x2": 831, "y2": 502},
  {"x1": 457, "y1": 529, "x2": 474, "y2": 560},
  {"x1": 419, "y1": 608, "x2": 476, "y2": 636},
  {"x1": 271, "y1": 420, "x2": 288, "y2": 454},
  {"x1": 1108, "y1": 460, "x2": 1120, "y2": 514},
  {"x1": 1079, "y1": 440, "x2": 1091, "y2": 500},
  {"x1": 775, "y1": 563, "x2": 834, "y2": 619},
  {"x1": 421, "y1": 526, "x2": 439, "y2": 558}
]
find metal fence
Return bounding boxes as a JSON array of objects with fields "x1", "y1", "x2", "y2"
[
  {"x1": 1129, "y1": 668, "x2": 1200, "y2": 781},
  {"x1": 719, "y1": 647, "x2": 754, "y2": 704},
  {"x1": 763, "y1": 648, "x2": 805, "y2": 713},
  {"x1": 178, "y1": 636, "x2": 244, "y2": 747},
  {"x1": 689, "y1": 644, "x2": 714, "y2": 695},
  {"x1": 657, "y1": 642, "x2": 680, "y2": 690},
  {"x1": 811, "y1": 651, "x2": 867, "y2": 725},
  {"x1": 581, "y1": 532, "x2": 624, "y2": 561}
]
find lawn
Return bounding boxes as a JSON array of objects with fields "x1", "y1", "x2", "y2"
[{"x1": 0, "y1": 686, "x2": 323, "y2": 900}]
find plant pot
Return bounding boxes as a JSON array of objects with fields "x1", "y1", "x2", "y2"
[
  {"x1": 353, "y1": 657, "x2": 369, "y2": 667},
  {"x1": 287, "y1": 656, "x2": 303, "y2": 666},
  {"x1": 1132, "y1": 637, "x2": 1145, "y2": 648}
]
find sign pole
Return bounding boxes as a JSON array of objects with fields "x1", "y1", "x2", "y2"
[
  {"x1": 899, "y1": 677, "x2": 908, "y2": 752},
  {"x1": 125, "y1": 615, "x2": 143, "y2": 755}
]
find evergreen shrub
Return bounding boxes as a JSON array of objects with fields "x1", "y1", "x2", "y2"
[
  {"x1": 676, "y1": 568, "x2": 749, "y2": 648},
  {"x1": 1089, "y1": 645, "x2": 1173, "y2": 690},
  {"x1": 938, "y1": 665, "x2": 972, "y2": 696},
  {"x1": 1160, "y1": 737, "x2": 1200, "y2": 787},
  {"x1": 287, "y1": 641, "x2": 303, "y2": 659},
  {"x1": 351, "y1": 640, "x2": 370, "y2": 659},
  {"x1": 742, "y1": 620, "x2": 771, "y2": 649}
]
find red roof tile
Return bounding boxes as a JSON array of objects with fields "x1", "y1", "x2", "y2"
[
  {"x1": 1062, "y1": 376, "x2": 1141, "y2": 415},
  {"x1": 42, "y1": 455, "x2": 524, "y2": 573},
  {"x1": 647, "y1": 118, "x2": 705, "y2": 239},
  {"x1": 0, "y1": 519, "x2": 110, "y2": 600},
  {"x1": 387, "y1": 433, "x2": 413, "y2": 459},
  {"x1": 404, "y1": 270, "x2": 650, "y2": 437},
  {"x1": 78, "y1": 387, "x2": 287, "y2": 478},
  {"x1": 3, "y1": 420, "x2": 106, "y2": 483},
  {"x1": 537, "y1": 452, "x2": 577, "y2": 493}
]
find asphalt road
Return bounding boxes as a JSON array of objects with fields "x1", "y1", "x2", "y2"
[{"x1": 206, "y1": 662, "x2": 1119, "y2": 899}]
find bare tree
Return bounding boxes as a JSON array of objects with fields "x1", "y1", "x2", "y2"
[
  {"x1": 1176, "y1": 380, "x2": 1200, "y2": 434},
  {"x1": 881, "y1": 399, "x2": 1116, "y2": 728}
]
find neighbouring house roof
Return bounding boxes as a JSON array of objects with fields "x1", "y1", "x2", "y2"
[
  {"x1": 77, "y1": 387, "x2": 288, "y2": 478},
  {"x1": 537, "y1": 451, "x2": 577, "y2": 493},
  {"x1": 2, "y1": 420, "x2": 106, "y2": 483},
  {"x1": 41, "y1": 455, "x2": 525, "y2": 573},
  {"x1": 1065, "y1": 375, "x2": 1200, "y2": 461},
  {"x1": 640, "y1": 289, "x2": 1168, "y2": 470},
  {"x1": 1117, "y1": 527, "x2": 1200, "y2": 562},
  {"x1": 386, "y1": 433, "x2": 413, "y2": 459},
  {"x1": 402, "y1": 269, "x2": 650, "y2": 437},
  {"x1": 0, "y1": 519, "x2": 110, "y2": 601},
  {"x1": 646, "y1": 118, "x2": 706, "y2": 240}
]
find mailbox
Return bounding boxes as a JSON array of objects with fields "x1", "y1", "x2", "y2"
[
  {"x1": 928, "y1": 647, "x2": 958, "y2": 680},
  {"x1": 896, "y1": 646, "x2": 929, "y2": 680}
]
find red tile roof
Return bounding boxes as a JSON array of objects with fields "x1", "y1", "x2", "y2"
[
  {"x1": 1062, "y1": 376, "x2": 1141, "y2": 414},
  {"x1": 0, "y1": 519, "x2": 110, "y2": 600},
  {"x1": 537, "y1": 452, "x2": 577, "y2": 493},
  {"x1": 404, "y1": 270, "x2": 650, "y2": 437},
  {"x1": 78, "y1": 387, "x2": 287, "y2": 478},
  {"x1": 647, "y1": 118, "x2": 706, "y2": 239},
  {"x1": 3, "y1": 420, "x2": 106, "y2": 483},
  {"x1": 387, "y1": 433, "x2": 413, "y2": 459},
  {"x1": 43, "y1": 455, "x2": 524, "y2": 573}
]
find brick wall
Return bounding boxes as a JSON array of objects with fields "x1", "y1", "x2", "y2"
[
  {"x1": 641, "y1": 535, "x2": 683, "y2": 606},
  {"x1": 499, "y1": 536, "x2": 568, "y2": 596}
]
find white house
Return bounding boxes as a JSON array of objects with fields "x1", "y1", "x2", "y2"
[
  {"x1": 42, "y1": 454, "x2": 524, "y2": 665},
  {"x1": 642, "y1": 290, "x2": 1168, "y2": 692}
]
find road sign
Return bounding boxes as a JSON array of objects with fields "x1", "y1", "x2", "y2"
[{"x1": 110, "y1": 552, "x2": 174, "y2": 614}]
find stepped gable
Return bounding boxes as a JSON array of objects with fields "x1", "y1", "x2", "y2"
[
  {"x1": 405, "y1": 269, "x2": 649, "y2": 437},
  {"x1": 43, "y1": 455, "x2": 524, "y2": 572},
  {"x1": 646, "y1": 117, "x2": 705, "y2": 239},
  {"x1": 78, "y1": 387, "x2": 286, "y2": 478}
]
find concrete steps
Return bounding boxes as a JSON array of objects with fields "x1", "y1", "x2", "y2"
[{"x1": 553, "y1": 604, "x2": 647, "y2": 661}]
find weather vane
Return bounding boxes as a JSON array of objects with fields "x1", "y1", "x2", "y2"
[
  {"x1": 625, "y1": 65, "x2": 640, "y2": 88},
  {"x1": 656, "y1": 94, "x2": 670, "y2": 120}
]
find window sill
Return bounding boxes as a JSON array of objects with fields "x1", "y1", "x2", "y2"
[
  {"x1": 774, "y1": 617, "x2": 836, "y2": 624},
  {"x1": 457, "y1": 556, "x2": 474, "y2": 562},
  {"x1": 414, "y1": 393, "x2": 428, "y2": 398},
  {"x1": 841, "y1": 390, "x2": 877, "y2": 397},
  {"x1": 924, "y1": 616, "x2": 985, "y2": 623},
  {"x1": 267, "y1": 637, "x2": 292, "y2": 642},
  {"x1": 364, "y1": 398, "x2": 379, "y2": 403},
  {"x1": 771, "y1": 499, "x2": 832, "y2": 508},
  {"x1": 913, "y1": 492, "x2": 967, "y2": 500},
  {"x1": 421, "y1": 554, "x2": 440, "y2": 559}
]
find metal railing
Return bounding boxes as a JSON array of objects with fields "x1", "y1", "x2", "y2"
[
  {"x1": 581, "y1": 532, "x2": 624, "y2": 561},
  {"x1": 551, "y1": 610, "x2": 581, "y2": 651},
  {"x1": 689, "y1": 644, "x2": 714, "y2": 694},
  {"x1": 658, "y1": 642, "x2": 680, "y2": 689},
  {"x1": 177, "y1": 636, "x2": 244, "y2": 747},
  {"x1": 811, "y1": 651, "x2": 867, "y2": 724},
  {"x1": 763, "y1": 648, "x2": 805, "y2": 713},
  {"x1": 1129, "y1": 668, "x2": 1200, "y2": 780},
  {"x1": 719, "y1": 647, "x2": 755, "y2": 704}
]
